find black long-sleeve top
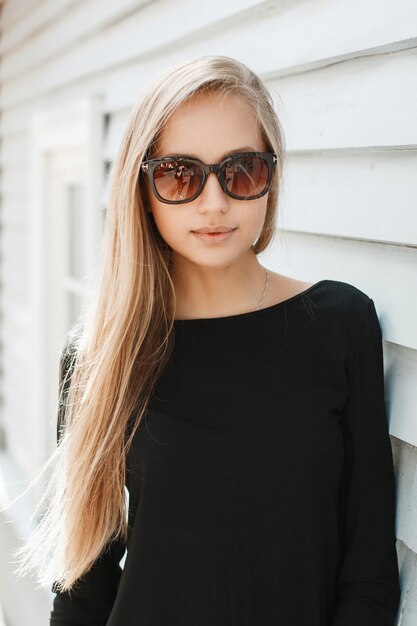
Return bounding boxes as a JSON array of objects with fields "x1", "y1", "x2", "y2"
[{"x1": 49, "y1": 279, "x2": 401, "y2": 626}]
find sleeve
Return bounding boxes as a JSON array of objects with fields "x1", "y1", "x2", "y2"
[
  {"x1": 331, "y1": 298, "x2": 401, "y2": 626},
  {"x1": 49, "y1": 336, "x2": 126, "y2": 626}
]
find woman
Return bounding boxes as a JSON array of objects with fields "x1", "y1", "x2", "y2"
[{"x1": 15, "y1": 55, "x2": 400, "y2": 625}]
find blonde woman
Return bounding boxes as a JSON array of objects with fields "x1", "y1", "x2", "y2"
[{"x1": 14, "y1": 55, "x2": 400, "y2": 625}]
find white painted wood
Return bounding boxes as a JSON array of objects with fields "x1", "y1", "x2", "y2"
[
  {"x1": 44, "y1": 150, "x2": 90, "y2": 448},
  {"x1": 0, "y1": 0, "x2": 271, "y2": 107},
  {"x1": 1, "y1": 225, "x2": 27, "y2": 285},
  {"x1": 384, "y1": 342, "x2": 417, "y2": 447},
  {"x1": 1, "y1": 0, "x2": 151, "y2": 61},
  {"x1": 2, "y1": 8, "x2": 417, "y2": 144},
  {"x1": 2, "y1": 359, "x2": 30, "y2": 475},
  {"x1": 0, "y1": 163, "x2": 28, "y2": 196},
  {"x1": 0, "y1": 135, "x2": 29, "y2": 167},
  {"x1": 26, "y1": 95, "x2": 104, "y2": 502},
  {"x1": 0, "y1": 452, "x2": 52, "y2": 626},
  {"x1": 392, "y1": 438, "x2": 417, "y2": 553},
  {"x1": 259, "y1": 230, "x2": 417, "y2": 352},
  {"x1": 1, "y1": 197, "x2": 29, "y2": 229},
  {"x1": 0, "y1": 0, "x2": 44, "y2": 31},
  {"x1": 272, "y1": 47, "x2": 417, "y2": 151},
  {"x1": 4, "y1": 44, "x2": 417, "y2": 162},
  {"x1": 395, "y1": 539, "x2": 417, "y2": 625},
  {"x1": 2, "y1": 0, "x2": 417, "y2": 108},
  {"x1": 0, "y1": 599, "x2": 6, "y2": 626},
  {"x1": 280, "y1": 150, "x2": 417, "y2": 246}
]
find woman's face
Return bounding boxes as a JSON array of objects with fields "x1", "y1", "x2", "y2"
[{"x1": 145, "y1": 92, "x2": 269, "y2": 270}]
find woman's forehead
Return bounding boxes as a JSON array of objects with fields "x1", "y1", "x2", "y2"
[{"x1": 155, "y1": 94, "x2": 264, "y2": 159}]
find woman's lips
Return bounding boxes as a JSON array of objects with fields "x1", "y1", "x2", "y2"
[{"x1": 192, "y1": 228, "x2": 236, "y2": 242}]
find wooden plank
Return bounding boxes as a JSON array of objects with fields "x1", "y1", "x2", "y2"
[
  {"x1": 0, "y1": 0, "x2": 270, "y2": 103},
  {"x1": 385, "y1": 343, "x2": 417, "y2": 447},
  {"x1": 280, "y1": 150, "x2": 417, "y2": 246},
  {"x1": 4, "y1": 43, "x2": 417, "y2": 158},
  {"x1": 0, "y1": 598, "x2": 7, "y2": 626},
  {"x1": 1, "y1": 230, "x2": 27, "y2": 301},
  {"x1": 1, "y1": 0, "x2": 145, "y2": 53},
  {"x1": 392, "y1": 440, "x2": 417, "y2": 553},
  {"x1": 259, "y1": 230, "x2": 417, "y2": 350},
  {"x1": 0, "y1": 452, "x2": 52, "y2": 626},
  {"x1": 2, "y1": 0, "x2": 417, "y2": 95},
  {"x1": 3, "y1": 2, "x2": 417, "y2": 136},
  {"x1": 0, "y1": 134, "x2": 29, "y2": 167},
  {"x1": 0, "y1": 0, "x2": 135, "y2": 53},
  {"x1": 0, "y1": 299, "x2": 30, "y2": 343},
  {"x1": 15, "y1": 45, "x2": 417, "y2": 153},
  {"x1": 395, "y1": 539, "x2": 417, "y2": 622},
  {"x1": 271, "y1": 47, "x2": 417, "y2": 150},
  {"x1": 397, "y1": 541, "x2": 417, "y2": 622},
  {"x1": 0, "y1": 0, "x2": 44, "y2": 31},
  {"x1": 0, "y1": 197, "x2": 27, "y2": 228},
  {"x1": 0, "y1": 164, "x2": 30, "y2": 199}
]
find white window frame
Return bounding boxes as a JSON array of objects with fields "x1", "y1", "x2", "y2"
[{"x1": 28, "y1": 95, "x2": 104, "y2": 504}]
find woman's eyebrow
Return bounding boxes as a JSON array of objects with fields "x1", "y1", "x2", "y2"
[{"x1": 162, "y1": 146, "x2": 257, "y2": 159}]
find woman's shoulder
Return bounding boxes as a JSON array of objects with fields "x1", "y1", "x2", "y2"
[
  {"x1": 269, "y1": 272, "x2": 372, "y2": 318},
  {"x1": 315, "y1": 278, "x2": 372, "y2": 308},
  {"x1": 270, "y1": 271, "x2": 371, "y2": 310},
  {"x1": 308, "y1": 278, "x2": 377, "y2": 341}
]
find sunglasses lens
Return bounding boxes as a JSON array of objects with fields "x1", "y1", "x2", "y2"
[
  {"x1": 153, "y1": 160, "x2": 203, "y2": 202},
  {"x1": 223, "y1": 155, "x2": 270, "y2": 199}
]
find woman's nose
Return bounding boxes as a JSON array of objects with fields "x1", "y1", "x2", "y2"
[{"x1": 197, "y1": 171, "x2": 230, "y2": 211}]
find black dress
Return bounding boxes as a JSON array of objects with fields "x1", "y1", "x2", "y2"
[{"x1": 49, "y1": 279, "x2": 401, "y2": 626}]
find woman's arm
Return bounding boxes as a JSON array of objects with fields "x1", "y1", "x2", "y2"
[
  {"x1": 49, "y1": 535, "x2": 125, "y2": 626},
  {"x1": 49, "y1": 336, "x2": 126, "y2": 626},
  {"x1": 331, "y1": 299, "x2": 401, "y2": 626}
]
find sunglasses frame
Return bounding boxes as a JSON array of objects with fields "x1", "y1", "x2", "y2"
[{"x1": 140, "y1": 151, "x2": 277, "y2": 204}]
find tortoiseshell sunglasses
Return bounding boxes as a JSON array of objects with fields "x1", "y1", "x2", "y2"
[{"x1": 140, "y1": 151, "x2": 277, "y2": 204}]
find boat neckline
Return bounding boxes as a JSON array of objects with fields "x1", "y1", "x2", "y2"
[{"x1": 173, "y1": 279, "x2": 329, "y2": 325}]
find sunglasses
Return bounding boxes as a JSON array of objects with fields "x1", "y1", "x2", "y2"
[{"x1": 140, "y1": 151, "x2": 277, "y2": 204}]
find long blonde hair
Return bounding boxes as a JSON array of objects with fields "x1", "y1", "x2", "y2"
[{"x1": 11, "y1": 54, "x2": 285, "y2": 592}]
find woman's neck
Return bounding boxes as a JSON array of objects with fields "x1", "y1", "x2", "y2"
[{"x1": 171, "y1": 254, "x2": 267, "y2": 320}]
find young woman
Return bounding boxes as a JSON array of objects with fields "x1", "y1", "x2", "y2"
[{"x1": 15, "y1": 55, "x2": 400, "y2": 625}]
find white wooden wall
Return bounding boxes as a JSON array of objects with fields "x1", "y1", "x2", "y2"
[{"x1": 0, "y1": 1, "x2": 416, "y2": 624}]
